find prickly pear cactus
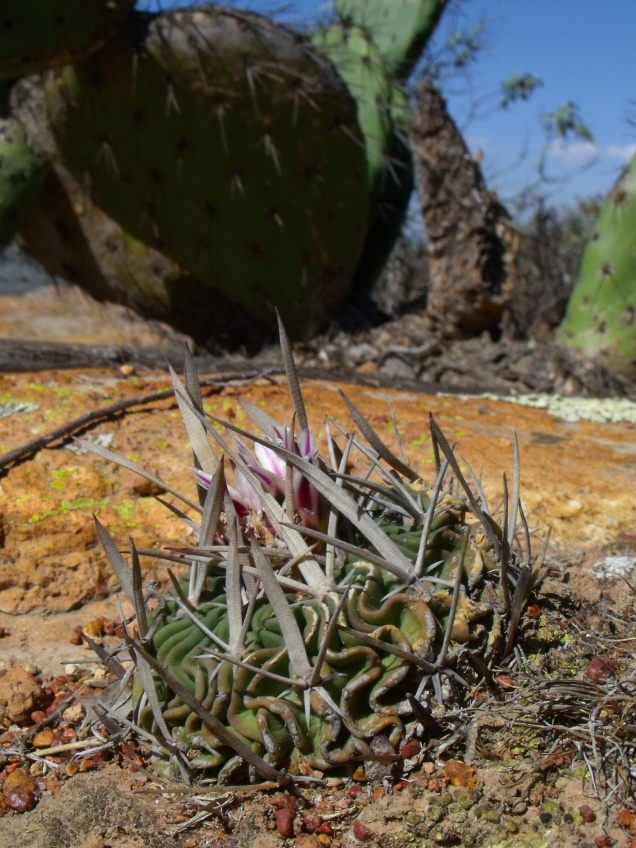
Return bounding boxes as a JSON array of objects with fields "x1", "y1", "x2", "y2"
[
  {"x1": 88, "y1": 323, "x2": 544, "y2": 784},
  {"x1": 558, "y1": 154, "x2": 636, "y2": 376},
  {"x1": 46, "y1": 6, "x2": 372, "y2": 332},
  {"x1": 311, "y1": 25, "x2": 395, "y2": 196},
  {"x1": 0, "y1": 0, "x2": 135, "y2": 79},
  {"x1": 3, "y1": 1, "x2": 448, "y2": 336},
  {"x1": 0, "y1": 113, "x2": 47, "y2": 251},
  {"x1": 309, "y1": 25, "x2": 415, "y2": 291},
  {"x1": 335, "y1": 0, "x2": 448, "y2": 79}
]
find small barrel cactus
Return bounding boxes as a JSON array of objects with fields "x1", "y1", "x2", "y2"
[{"x1": 87, "y1": 321, "x2": 546, "y2": 784}]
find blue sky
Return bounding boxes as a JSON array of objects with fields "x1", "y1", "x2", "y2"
[{"x1": 154, "y1": 0, "x2": 635, "y2": 209}]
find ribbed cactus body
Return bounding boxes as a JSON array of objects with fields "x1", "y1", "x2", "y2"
[
  {"x1": 558, "y1": 155, "x2": 636, "y2": 375},
  {"x1": 89, "y1": 325, "x2": 540, "y2": 785},
  {"x1": 135, "y1": 498, "x2": 500, "y2": 778}
]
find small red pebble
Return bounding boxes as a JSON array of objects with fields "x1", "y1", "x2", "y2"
[
  {"x1": 352, "y1": 819, "x2": 374, "y2": 841},
  {"x1": 30, "y1": 710, "x2": 47, "y2": 725},
  {"x1": 526, "y1": 604, "x2": 541, "y2": 619},
  {"x1": 316, "y1": 823, "x2": 333, "y2": 836},
  {"x1": 400, "y1": 739, "x2": 420, "y2": 759},
  {"x1": 347, "y1": 784, "x2": 363, "y2": 800},
  {"x1": 270, "y1": 792, "x2": 297, "y2": 811},
  {"x1": 594, "y1": 835, "x2": 613, "y2": 847},
  {"x1": 275, "y1": 808, "x2": 295, "y2": 839},
  {"x1": 579, "y1": 804, "x2": 597, "y2": 823},
  {"x1": 2, "y1": 768, "x2": 38, "y2": 812},
  {"x1": 586, "y1": 657, "x2": 616, "y2": 684},
  {"x1": 617, "y1": 809, "x2": 635, "y2": 829}
]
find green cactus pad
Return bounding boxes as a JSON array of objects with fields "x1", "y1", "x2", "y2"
[
  {"x1": 310, "y1": 25, "x2": 414, "y2": 290},
  {"x1": 0, "y1": 115, "x2": 47, "y2": 251},
  {"x1": 46, "y1": 7, "x2": 371, "y2": 332},
  {"x1": 558, "y1": 155, "x2": 636, "y2": 375},
  {"x1": 311, "y1": 24, "x2": 393, "y2": 195},
  {"x1": 334, "y1": 0, "x2": 448, "y2": 79},
  {"x1": 0, "y1": 0, "x2": 135, "y2": 79}
]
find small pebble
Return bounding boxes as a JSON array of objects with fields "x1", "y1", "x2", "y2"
[
  {"x1": 270, "y1": 792, "x2": 296, "y2": 811},
  {"x1": 275, "y1": 808, "x2": 295, "y2": 839},
  {"x1": 352, "y1": 819, "x2": 374, "y2": 841},
  {"x1": 62, "y1": 701, "x2": 85, "y2": 723},
  {"x1": 617, "y1": 809, "x2": 635, "y2": 829},
  {"x1": 579, "y1": 804, "x2": 597, "y2": 823},
  {"x1": 294, "y1": 835, "x2": 319, "y2": 848},
  {"x1": 400, "y1": 739, "x2": 420, "y2": 759},
  {"x1": 32, "y1": 728, "x2": 55, "y2": 748},
  {"x1": 586, "y1": 657, "x2": 616, "y2": 684},
  {"x1": 379, "y1": 355, "x2": 416, "y2": 380},
  {"x1": 2, "y1": 768, "x2": 38, "y2": 812},
  {"x1": 443, "y1": 759, "x2": 477, "y2": 787}
]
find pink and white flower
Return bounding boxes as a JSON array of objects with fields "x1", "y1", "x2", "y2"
[{"x1": 194, "y1": 423, "x2": 322, "y2": 529}]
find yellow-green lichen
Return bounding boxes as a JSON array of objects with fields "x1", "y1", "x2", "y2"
[
  {"x1": 115, "y1": 500, "x2": 138, "y2": 522},
  {"x1": 49, "y1": 469, "x2": 73, "y2": 491},
  {"x1": 28, "y1": 496, "x2": 110, "y2": 524}
]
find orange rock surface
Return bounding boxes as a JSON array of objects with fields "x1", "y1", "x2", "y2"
[{"x1": 0, "y1": 366, "x2": 634, "y2": 622}]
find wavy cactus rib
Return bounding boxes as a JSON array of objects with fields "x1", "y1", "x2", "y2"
[
  {"x1": 45, "y1": 6, "x2": 372, "y2": 332},
  {"x1": 88, "y1": 325, "x2": 544, "y2": 784},
  {"x1": 0, "y1": 0, "x2": 136, "y2": 79},
  {"x1": 558, "y1": 154, "x2": 636, "y2": 376}
]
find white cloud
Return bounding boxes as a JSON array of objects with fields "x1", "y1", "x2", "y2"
[
  {"x1": 605, "y1": 143, "x2": 636, "y2": 162},
  {"x1": 547, "y1": 140, "x2": 636, "y2": 167},
  {"x1": 547, "y1": 140, "x2": 599, "y2": 166}
]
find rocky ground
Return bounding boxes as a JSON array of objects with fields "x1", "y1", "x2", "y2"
[{"x1": 0, "y1": 250, "x2": 635, "y2": 847}]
